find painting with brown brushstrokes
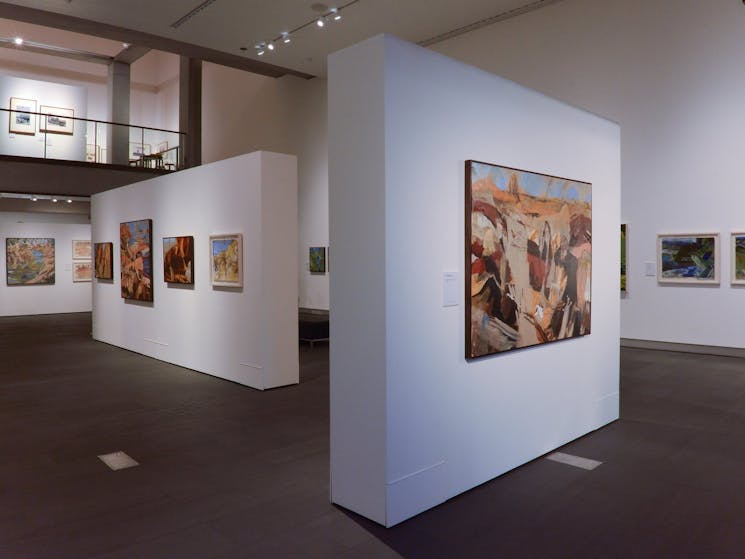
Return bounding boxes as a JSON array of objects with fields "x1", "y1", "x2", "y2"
[{"x1": 466, "y1": 160, "x2": 592, "y2": 358}]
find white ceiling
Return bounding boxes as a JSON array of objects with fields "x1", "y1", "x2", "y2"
[{"x1": 0, "y1": 0, "x2": 556, "y2": 76}]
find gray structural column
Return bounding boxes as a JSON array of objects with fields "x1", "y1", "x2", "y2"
[
  {"x1": 179, "y1": 56, "x2": 202, "y2": 168},
  {"x1": 107, "y1": 60, "x2": 131, "y2": 166}
]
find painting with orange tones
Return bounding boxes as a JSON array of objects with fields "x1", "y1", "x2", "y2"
[
  {"x1": 94, "y1": 242, "x2": 113, "y2": 279},
  {"x1": 466, "y1": 160, "x2": 592, "y2": 358},
  {"x1": 163, "y1": 236, "x2": 194, "y2": 284},
  {"x1": 120, "y1": 219, "x2": 153, "y2": 301}
]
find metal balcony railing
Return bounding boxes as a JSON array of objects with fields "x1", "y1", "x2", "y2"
[{"x1": 0, "y1": 105, "x2": 185, "y2": 171}]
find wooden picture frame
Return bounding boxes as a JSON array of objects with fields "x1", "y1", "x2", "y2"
[
  {"x1": 657, "y1": 233, "x2": 719, "y2": 285},
  {"x1": 465, "y1": 159, "x2": 592, "y2": 359},
  {"x1": 210, "y1": 234, "x2": 242, "y2": 287},
  {"x1": 94, "y1": 242, "x2": 113, "y2": 280},
  {"x1": 39, "y1": 105, "x2": 74, "y2": 135},
  {"x1": 9, "y1": 97, "x2": 36, "y2": 135}
]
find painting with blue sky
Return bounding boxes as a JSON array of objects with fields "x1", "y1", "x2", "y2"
[{"x1": 466, "y1": 160, "x2": 592, "y2": 358}]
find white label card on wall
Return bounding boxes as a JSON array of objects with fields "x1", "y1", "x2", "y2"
[
  {"x1": 442, "y1": 271, "x2": 459, "y2": 307},
  {"x1": 645, "y1": 261, "x2": 656, "y2": 276}
]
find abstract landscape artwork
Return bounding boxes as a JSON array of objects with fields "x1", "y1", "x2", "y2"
[
  {"x1": 94, "y1": 242, "x2": 113, "y2": 279},
  {"x1": 120, "y1": 219, "x2": 153, "y2": 301},
  {"x1": 72, "y1": 239, "x2": 91, "y2": 260},
  {"x1": 210, "y1": 234, "x2": 242, "y2": 287},
  {"x1": 621, "y1": 224, "x2": 627, "y2": 292},
  {"x1": 466, "y1": 160, "x2": 592, "y2": 358},
  {"x1": 732, "y1": 233, "x2": 745, "y2": 285},
  {"x1": 73, "y1": 261, "x2": 92, "y2": 282},
  {"x1": 163, "y1": 236, "x2": 194, "y2": 284},
  {"x1": 309, "y1": 247, "x2": 326, "y2": 274},
  {"x1": 6, "y1": 238, "x2": 55, "y2": 285},
  {"x1": 657, "y1": 234, "x2": 718, "y2": 284}
]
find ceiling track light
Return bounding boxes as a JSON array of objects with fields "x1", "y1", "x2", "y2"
[
  {"x1": 282, "y1": 32, "x2": 291, "y2": 44},
  {"x1": 13, "y1": 37, "x2": 23, "y2": 46}
]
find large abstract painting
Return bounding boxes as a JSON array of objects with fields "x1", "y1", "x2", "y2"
[
  {"x1": 466, "y1": 160, "x2": 592, "y2": 358},
  {"x1": 732, "y1": 233, "x2": 745, "y2": 285},
  {"x1": 210, "y1": 234, "x2": 242, "y2": 287},
  {"x1": 94, "y1": 242, "x2": 113, "y2": 279},
  {"x1": 621, "y1": 224, "x2": 627, "y2": 292},
  {"x1": 120, "y1": 219, "x2": 153, "y2": 301},
  {"x1": 657, "y1": 233, "x2": 718, "y2": 284},
  {"x1": 163, "y1": 236, "x2": 194, "y2": 284},
  {"x1": 6, "y1": 238, "x2": 55, "y2": 285}
]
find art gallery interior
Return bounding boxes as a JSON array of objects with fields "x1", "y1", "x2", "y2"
[{"x1": 0, "y1": 0, "x2": 742, "y2": 556}]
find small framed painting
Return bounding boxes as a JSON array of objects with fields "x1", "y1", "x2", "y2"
[
  {"x1": 73, "y1": 261, "x2": 92, "y2": 282},
  {"x1": 621, "y1": 224, "x2": 627, "y2": 292},
  {"x1": 9, "y1": 97, "x2": 36, "y2": 135},
  {"x1": 163, "y1": 236, "x2": 194, "y2": 284},
  {"x1": 731, "y1": 232, "x2": 745, "y2": 285},
  {"x1": 94, "y1": 242, "x2": 113, "y2": 279},
  {"x1": 210, "y1": 234, "x2": 242, "y2": 287},
  {"x1": 309, "y1": 246, "x2": 326, "y2": 274},
  {"x1": 72, "y1": 239, "x2": 91, "y2": 260},
  {"x1": 157, "y1": 141, "x2": 168, "y2": 153},
  {"x1": 39, "y1": 105, "x2": 74, "y2": 135},
  {"x1": 657, "y1": 233, "x2": 719, "y2": 284}
]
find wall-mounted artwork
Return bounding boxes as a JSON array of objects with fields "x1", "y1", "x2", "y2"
[
  {"x1": 466, "y1": 160, "x2": 592, "y2": 359},
  {"x1": 39, "y1": 105, "x2": 74, "y2": 135},
  {"x1": 72, "y1": 239, "x2": 91, "y2": 260},
  {"x1": 120, "y1": 219, "x2": 153, "y2": 301},
  {"x1": 86, "y1": 144, "x2": 100, "y2": 163},
  {"x1": 9, "y1": 97, "x2": 36, "y2": 135},
  {"x1": 129, "y1": 143, "x2": 151, "y2": 159},
  {"x1": 94, "y1": 242, "x2": 113, "y2": 279},
  {"x1": 731, "y1": 233, "x2": 745, "y2": 285},
  {"x1": 621, "y1": 224, "x2": 627, "y2": 292},
  {"x1": 309, "y1": 246, "x2": 326, "y2": 274},
  {"x1": 163, "y1": 236, "x2": 194, "y2": 284},
  {"x1": 657, "y1": 233, "x2": 718, "y2": 284},
  {"x1": 73, "y1": 260, "x2": 92, "y2": 282},
  {"x1": 156, "y1": 141, "x2": 168, "y2": 153},
  {"x1": 6, "y1": 237, "x2": 55, "y2": 285},
  {"x1": 210, "y1": 234, "x2": 242, "y2": 287}
]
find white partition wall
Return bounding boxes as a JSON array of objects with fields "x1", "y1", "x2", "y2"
[
  {"x1": 0, "y1": 219, "x2": 91, "y2": 316},
  {"x1": 328, "y1": 35, "x2": 621, "y2": 527},
  {"x1": 91, "y1": 151, "x2": 299, "y2": 390}
]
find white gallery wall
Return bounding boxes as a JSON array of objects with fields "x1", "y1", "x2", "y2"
[
  {"x1": 328, "y1": 35, "x2": 621, "y2": 526},
  {"x1": 91, "y1": 151, "x2": 299, "y2": 390},
  {"x1": 432, "y1": 0, "x2": 745, "y2": 349},
  {"x1": 0, "y1": 215, "x2": 91, "y2": 316},
  {"x1": 202, "y1": 63, "x2": 329, "y2": 311}
]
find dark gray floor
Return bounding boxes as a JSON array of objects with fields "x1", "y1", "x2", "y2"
[{"x1": 1, "y1": 313, "x2": 744, "y2": 558}]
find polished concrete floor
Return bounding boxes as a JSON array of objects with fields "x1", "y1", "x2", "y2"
[{"x1": 1, "y1": 313, "x2": 744, "y2": 558}]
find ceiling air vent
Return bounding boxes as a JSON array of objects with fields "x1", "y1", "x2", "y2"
[{"x1": 171, "y1": 0, "x2": 219, "y2": 29}]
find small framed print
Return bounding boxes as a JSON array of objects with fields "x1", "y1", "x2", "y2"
[
  {"x1": 309, "y1": 246, "x2": 326, "y2": 274},
  {"x1": 731, "y1": 232, "x2": 745, "y2": 285},
  {"x1": 657, "y1": 233, "x2": 719, "y2": 284},
  {"x1": 39, "y1": 105, "x2": 74, "y2": 135},
  {"x1": 210, "y1": 234, "x2": 242, "y2": 287},
  {"x1": 72, "y1": 239, "x2": 91, "y2": 260},
  {"x1": 73, "y1": 261, "x2": 92, "y2": 282},
  {"x1": 9, "y1": 97, "x2": 36, "y2": 135}
]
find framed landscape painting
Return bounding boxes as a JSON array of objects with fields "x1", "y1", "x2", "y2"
[
  {"x1": 621, "y1": 224, "x2": 627, "y2": 292},
  {"x1": 73, "y1": 261, "x2": 92, "y2": 282},
  {"x1": 163, "y1": 236, "x2": 194, "y2": 284},
  {"x1": 466, "y1": 160, "x2": 592, "y2": 359},
  {"x1": 309, "y1": 246, "x2": 326, "y2": 274},
  {"x1": 6, "y1": 237, "x2": 55, "y2": 285},
  {"x1": 9, "y1": 97, "x2": 36, "y2": 135},
  {"x1": 210, "y1": 234, "x2": 242, "y2": 287},
  {"x1": 94, "y1": 242, "x2": 113, "y2": 279},
  {"x1": 657, "y1": 233, "x2": 718, "y2": 284},
  {"x1": 39, "y1": 105, "x2": 74, "y2": 135},
  {"x1": 72, "y1": 239, "x2": 91, "y2": 260},
  {"x1": 120, "y1": 219, "x2": 153, "y2": 301},
  {"x1": 731, "y1": 233, "x2": 745, "y2": 285}
]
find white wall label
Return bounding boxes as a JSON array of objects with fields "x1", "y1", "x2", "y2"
[
  {"x1": 645, "y1": 261, "x2": 656, "y2": 276},
  {"x1": 442, "y1": 271, "x2": 459, "y2": 307}
]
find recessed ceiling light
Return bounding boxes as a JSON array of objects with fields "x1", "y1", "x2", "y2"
[
  {"x1": 267, "y1": 42, "x2": 274, "y2": 51},
  {"x1": 122, "y1": 42, "x2": 130, "y2": 49},
  {"x1": 331, "y1": 7, "x2": 341, "y2": 20},
  {"x1": 31, "y1": 196, "x2": 37, "y2": 202},
  {"x1": 282, "y1": 32, "x2": 291, "y2": 44},
  {"x1": 316, "y1": 17, "x2": 325, "y2": 27},
  {"x1": 13, "y1": 37, "x2": 23, "y2": 46},
  {"x1": 66, "y1": 199, "x2": 72, "y2": 203},
  {"x1": 257, "y1": 49, "x2": 265, "y2": 56},
  {"x1": 52, "y1": 198, "x2": 58, "y2": 203}
]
